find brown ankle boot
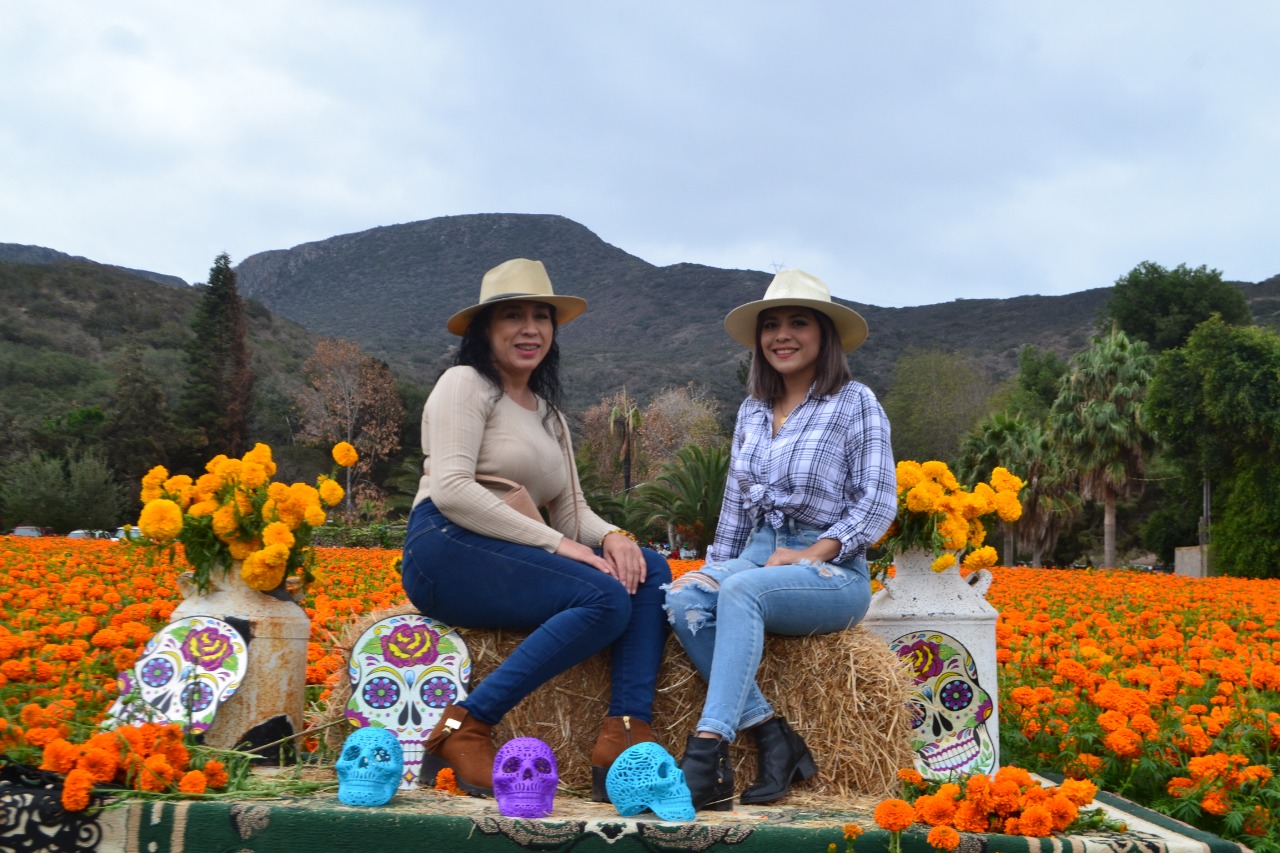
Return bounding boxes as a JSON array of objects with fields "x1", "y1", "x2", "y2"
[
  {"x1": 424, "y1": 704, "x2": 496, "y2": 797},
  {"x1": 590, "y1": 715, "x2": 657, "y2": 802}
]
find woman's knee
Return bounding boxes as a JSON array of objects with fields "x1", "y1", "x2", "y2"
[{"x1": 642, "y1": 549, "x2": 672, "y2": 585}]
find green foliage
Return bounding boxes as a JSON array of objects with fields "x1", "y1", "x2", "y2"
[
  {"x1": 1147, "y1": 317, "x2": 1280, "y2": 577},
  {"x1": 1049, "y1": 327, "x2": 1155, "y2": 567},
  {"x1": 1007, "y1": 345, "x2": 1068, "y2": 420},
  {"x1": 1107, "y1": 261, "x2": 1251, "y2": 352},
  {"x1": 1138, "y1": 455, "x2": 1201, "y2": 565},
  {"x1": 882, "y1": 349, "x2": 1001, "y2": 465},
  {"x1": 176, "y1": 254, "x2": 254, "y2": 462},
  {"x1": 0, "y1": 451, "x2": 124, "y2": 531},
  {"x1": 310, "y1": 522, "x2": 407, "y2": 549},
  {"x1": 635, "y1": 443, "x2": 729, "y2": 556}
]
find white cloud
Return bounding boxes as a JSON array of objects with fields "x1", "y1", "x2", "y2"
[{"x1": 1, "y1": 1, "x2": 1277, "y2": 301}]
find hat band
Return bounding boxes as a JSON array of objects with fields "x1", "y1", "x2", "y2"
[{"x1": 482, "y1": 291, "x2": 545, "y2": 303}]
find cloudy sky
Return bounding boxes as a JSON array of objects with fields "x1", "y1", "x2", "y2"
[{"x1": 2, "y1": 2, "x2": 1277, "y2": 307}]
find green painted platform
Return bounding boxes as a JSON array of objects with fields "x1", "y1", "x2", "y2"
[{"x1": 5, "y1": 777, "x2": 1246, "y2": 853}]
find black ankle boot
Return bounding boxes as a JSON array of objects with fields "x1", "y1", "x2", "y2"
[
  {"x1": 680, "y1": 735, "x2": 734, "y2": 811},
  {"x1": 738, "y1": 716, "x2": 818, "y2": 805}
]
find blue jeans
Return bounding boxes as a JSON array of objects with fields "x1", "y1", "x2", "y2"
[
  {"x1": 664, "y1": 520, "x2": 871, "y2": 741},
  {"x1": 401, "y1": 500, "x2": 670, "y2": 725}
]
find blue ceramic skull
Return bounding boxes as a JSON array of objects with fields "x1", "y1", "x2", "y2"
[
  {"x1": 605, "y1": 742, "x2": 695, "y2": 821},
  {"x1": 337, "y1": 727, "x2": 404, "y2": 806}
]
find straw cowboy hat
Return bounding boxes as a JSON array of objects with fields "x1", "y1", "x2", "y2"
[
  {"x1": 446, "y1": 258, "x2": 589, "y2": 335},
  {"x1": 723, "y1": 269, "x2": 868, "y2": 353}
]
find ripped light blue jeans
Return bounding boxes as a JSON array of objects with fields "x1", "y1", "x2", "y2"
[{"x1": 663, "y1": 519, "x2": 872, "y2": 741}]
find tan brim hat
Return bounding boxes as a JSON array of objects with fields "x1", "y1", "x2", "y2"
[
  {"x1": 446, "y1": 258, "x2": 588, "y2": 336},
  {"x1": 723, "y1": 269, "x2": 868, "y2": 352}
]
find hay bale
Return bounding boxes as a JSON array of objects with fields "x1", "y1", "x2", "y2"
[{"x1": 322, "y1": 605, "x2": 916, "y2": 802}]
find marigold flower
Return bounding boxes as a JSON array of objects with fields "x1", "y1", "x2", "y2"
[
  {"x1": 78, "y1": 747, "x2": 119, "y2": 784},
  {"x1": 953, "y1": 800, "x2": 991, "y2": 833},
  {"x1": 962, "y1": 545, "x2": 998, "y2": 571},
  {"x1": 915, "y1": 793, "x2": 957, "y2": 826},
  {"x1": 926, "y1": 825, "x2": 961, "y2": 851},
  {"x1": 931, "y1": 553, "x2": 957, "y2": 573},
  {"x1": 40, "y1": 738, "x2": 81, "y2": 774},
  {"x1": 1016, "y1": 804, "x2": 1053, "y2": 837},
  {"x1": 262, "y1": 521, "x2": 296, "y2": 549},
  {"x1": 1057, "y1": 778, "x2": 1098, "y2": 807},
  {"x1": 843, "y1": 823, "x2": 863, "y2": 840},
  {"x1": 203, "y1": 760, "x2": 229, "y2": 789},
  {"x1": 434, "y1": 767, "x2": 462, "y2": 795},
  {"x1": 874, "y1": 798, "x2": 916, "y2": 831},
  {"x1": 1200, "y1": 790, "x2": 1230, "y2": 816},
  {"x1": 319, "y1": 478, "x2": 345, "y2": 507},
  {"x1": 1103, "y1": 727, "x2": 1144, "y2": 759},
  {"x1": 333, "y1": 442, "x2": 358, "y2": 467},
  {"x1": 897, "y1": 767, "x2": 925, "y2": 788},
  {"x1": 61, "y1": 768, "x2": 94, "y2": 812},
  {"x1": 179, "y1": 770, "x2": 208, "y2": 794},
  {"x1": 138, "y1": 499, "x2": 184, "y2": 542},
  {"x1": 1044, "y1": 794, "x2": 1078, "y2": 831}
]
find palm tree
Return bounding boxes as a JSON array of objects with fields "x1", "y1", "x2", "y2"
[
  {"x1": 609, "y1": 389, "x2": 643, "y2": 493},
  {"x1": 636, "y1": 444, "x2": 729, "y2": 557},
  {"x1": 1048, "y1": 327, "x2": 1155, "y2": 568}
]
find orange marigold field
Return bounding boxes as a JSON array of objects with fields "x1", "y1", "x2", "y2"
[{"x1": 2, "y1": 540, "x2": 1278, "y2": 849}]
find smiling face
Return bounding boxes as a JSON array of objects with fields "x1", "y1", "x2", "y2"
[
  {"x1": 758, "y1": 306, "x2": 822, "y2": 387},
  {"x1": 484, "y1": 300, "x2": 555, "y2": 388}
]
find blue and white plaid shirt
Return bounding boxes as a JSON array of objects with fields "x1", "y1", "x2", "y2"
[{"x1": 706, "y1": 380, "x2": 897, "y2": 566}]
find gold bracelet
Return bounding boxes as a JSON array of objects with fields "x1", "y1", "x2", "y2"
[{"x1": 601, "y1": 528, "x2": 638, "y2": 547}]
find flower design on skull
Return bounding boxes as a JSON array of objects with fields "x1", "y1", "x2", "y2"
[
  {"x1": 421, "y1": 675, "x2": 458, "y2": 709},
  {"x1": 381, "y1": 623, "x2": 440, "y2": 668},
  {"x1": 181, "y1": 627, "x2": 235, "y2": 671},
  {"x1": 363, "y1": 675, "x2": 401, "y2": 710},
  {"x1": 181, "y1": 680, "x2": 215, "y2": 713},
  {"x1": 898, "y1": 637, "x2": 945, "y2": 680},
  {"x1": 140, "y1": 657, "x2": 175, "y2": 688}
]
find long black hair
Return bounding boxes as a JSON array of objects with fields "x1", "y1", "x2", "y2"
[
  {"x1": 453, "y1": 301, "x2": 566, "y2": 423},
  {"x1": 747, "y1": 308, "x2": 851, "y2": 402}
]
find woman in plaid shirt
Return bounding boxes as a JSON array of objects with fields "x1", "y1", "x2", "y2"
[{"x1": 665, "y1": 269, "x2": 897, "y2": 811}]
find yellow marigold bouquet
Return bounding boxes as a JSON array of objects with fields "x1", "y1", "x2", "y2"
[
  {"x1": 134, "y1": 442, "x2": 358, "y2": 594},
  {"x1": 872, "y1": 460, "x2": 1024, "y2": 576}
]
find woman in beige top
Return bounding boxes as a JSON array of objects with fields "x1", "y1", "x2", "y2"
[{"x1": 405, "y1": 259, "x2": 671, "y2": 800}]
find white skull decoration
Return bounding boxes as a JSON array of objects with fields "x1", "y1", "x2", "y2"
[
  {"x1": 101, "y1": 616, "x2": 247, "y2": 735},
  {"x1": 492, "y1": 737, "x2": 558, "y2": 818},
  {"x1": 605, "y1": 743, "x2": 695, "y2": 821},
  {"x1": 892, "y1": 629, "x2": 995, "y2": 779},
  {"x1": 336, "y1": 727, "x2": 404, "y2": 806},
  {"x1": 345, "y1": 614, "x2": 470, "y2": 788}
]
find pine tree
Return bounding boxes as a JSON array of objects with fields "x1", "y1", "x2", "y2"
[{"x1": 176, "y1": 253, "x2": 254, "y2": 466}]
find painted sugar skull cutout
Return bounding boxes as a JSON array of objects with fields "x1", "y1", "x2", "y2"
[
  {"x1": 892, "y1": 629, "x2": 995, "y2": 779},
  {"x1": 337, "y1": 727, "x2": 404, "y2": 806},
  {"x1": 345, "y1": 614, "x2": 470, "y2": 788},
  {"x1": 492, "y1": 737, "x2": 558, "y2": 818},
  {"x1": 606, "y1": 742, "x2": 695, "y2": 822},
  {"x1": 101, "y1": 617, "x2": 247, "y2": 734}
]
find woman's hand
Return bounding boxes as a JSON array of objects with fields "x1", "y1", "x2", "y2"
[
  {"x1": 764, "y1": 538, "x2": 841, "y2": 567},
  {"x1": 555, "y1": 537, "x2": 618, "y2": 581},
  {"x1": 602, "y1": 533, "x2": 646, "y2": 594}
]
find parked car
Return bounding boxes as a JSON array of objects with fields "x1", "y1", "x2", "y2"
[
  {"x1": 9, "y1": 525, "x2": 55, "y2": 537},
  {"x1": 112, "y1": 527, "x2": 146, "y2": 542},
  {"x1": 68, "y1": 529, "x2": 112, "y2": 540}
]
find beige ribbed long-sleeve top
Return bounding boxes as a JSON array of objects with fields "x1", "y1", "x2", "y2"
[{"x1": 412, "y1": 366, "x2": 614, "y2": 551}]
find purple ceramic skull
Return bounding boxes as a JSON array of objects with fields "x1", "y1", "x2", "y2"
[{"x1": 492, "y1": 737, "x2": 557, "y2": 818}]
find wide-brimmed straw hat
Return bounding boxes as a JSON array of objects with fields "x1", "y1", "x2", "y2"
[
  {"x1": 446, "y1": 258, "x2": 588, "y2": 336},
  {"x1": 723, "y1": 269, "x2": 868, "y2": 353}
]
